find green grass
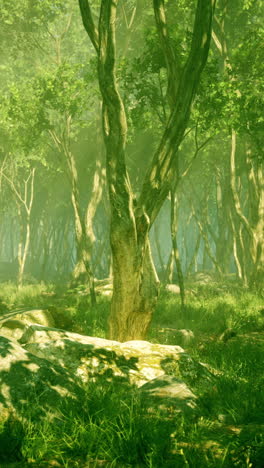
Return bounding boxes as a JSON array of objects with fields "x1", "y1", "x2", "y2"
[
  {"x1": 0, "y1": 280, "x2": 264, "y2": 467},
  {"x1": 0, "y1": 281, "x2": 109, "y2": 337},
  {"x1": 150, "y1": 284, "x2": 264, "y2": 337},
  {"x1": 0, "y1": 281, "x2": 54, "y2": 311}
]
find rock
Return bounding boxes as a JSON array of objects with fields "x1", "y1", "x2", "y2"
[
  {"x1": 218, "y1": 328, "x2": 237, "y2": 343},
  {"x1": 165, "y1": 284, "x2": 181, "y2": 294},
  {"x1": 158, "y1": 328, "x2": 195, "y2": 346},
  {"x1": 0, "y1": 335, "x2": 84, "y2": 425},
  {"x1": 0, "y1": 320, "x2": 218, "y2": 431},
  {"x1": 0, "y1": 309, "x2": 56, "y2": 341},
  {"x1": 95, "y1": 279, "x2": 113, "y2": 297},
  {"x1": 140, "y1": 375, "x2": 197, "y2": 417},
  {"x1": 19, "y1": 325, "x2": 187, "y2": 386},
  {"x1": 0, "y1": 319, "x2": 27, "y2": 341},
  {"x1": 177, "y1": 329, "x2": 195, "y2": 344},
  {"x1": 18, "y1": 326, "x2": 211, "y2": 418},
  {"x1": 18, "y1": 325, "x2": 214, "y2": 392}
]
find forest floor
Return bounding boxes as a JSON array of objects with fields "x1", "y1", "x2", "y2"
[{"x1": 0, "y1": 277, "x2": 263, "y2": 467}]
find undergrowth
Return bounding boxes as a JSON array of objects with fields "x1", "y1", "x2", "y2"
[{"x1": 0, "y1": 280, "x2": 263, "y2": 467}]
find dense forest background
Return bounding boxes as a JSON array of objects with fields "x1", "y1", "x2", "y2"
[{"x1": 0, "y1": 0, "x2": 263, "y2": 293}]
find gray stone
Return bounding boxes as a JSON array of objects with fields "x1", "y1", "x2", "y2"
[
  {"x1": 140, "y1": 375, "x2": 197, "y2": 416},
  {"x1": 158, "y1": 328, "x2": 195, "y2": 346},
  {"x1": 19, "y1": 325, "x2": 187, "y2": 386},
  {"x1": 165, "y1": 284, "x2": 181, "y2": 294},
  {"x1": 0, "y1": 317, "x2": 217, "y2": 425},
  {"x1": 0, "y1": 309, "x2": 56, "y2": 341},
  {"x1": 18, "y1": 325, "x2": 214, "y2": 391}
]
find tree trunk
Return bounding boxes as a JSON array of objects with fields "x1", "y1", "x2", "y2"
[
  {"x1": 109, "y1": 236, "x2": 159, "y2": 341},
  {"x1": 3, "y1": 168, "x2": 35, "y2": 288},
  {"x1": 170, "y1": 188, "x2": 185, "y2": 308},
  {"x1": 71, "y1": 183, "x2": 97, "y2": 305},
  {"x1": 50, "y1": 117, "x2": 98, "y2": 303},
  {"x1": 154, "y1": 221, "x2": 165, "y2": 280},
  {"x1": 17, "y1": 206, "x2": 27, "y2": 288},
  {"x1": 186, "y1": 232, "x2": 201, "y2": 275},
  {"x1": 215, "y1": 168, "x2": 233, "y2": 274},
  {"x1": 165, "y1": 250, "x2": 174, "y2": 284},
  {"x1": 246, "y1": 152, "x2": 264, "y2": 289},
  {"x1": 79, "y1": 0, "x2": 215, "y2": 340}
]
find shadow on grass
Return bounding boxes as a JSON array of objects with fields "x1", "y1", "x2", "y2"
[{"x1": 0, "y1": 334, "x2": 190, "y2": 466}]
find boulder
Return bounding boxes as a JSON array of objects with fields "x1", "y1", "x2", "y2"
[
  {"x1": 140, "y1": 375, "x2": 197, "y2": 417},
  {"x1": 165, "y1": 284, "x2": 181, "y2": 294},
  {"x1": 18, "y1": 325, "x2": 213, "y2": 390},
  {"x1": 0, "y1": 320, "x2": 216, "y2": 427},
  {"x1": 19, "y1": 325, "x2": 188, "y2": 386},
  {"x1": 95, "y1": 278, "x2": 113, "y2": 297},
  {"x1": 0, "y1": 319, "x2": 26, "y2": 341},
  {"x1": 0, "y1": 309, "x2": 56, "y2": 341},
  {"x1": 157, "y1": 328, "x2": 195, "y2": 346}
]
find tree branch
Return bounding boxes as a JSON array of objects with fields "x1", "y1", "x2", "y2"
[
  {"x1": 137, "y1": 0, "x2": 216, "y2": 230},
  {"x1": 78, "y1": 0, "x2": 99, "y2": 53},
  {"x1": 153, "y1": 0, "x2": 181, "y2": 106}
]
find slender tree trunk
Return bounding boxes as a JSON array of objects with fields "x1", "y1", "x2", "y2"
[
  {"x1": 165, "y1": 250, "x2": 174, "y2": 284},
  {"x1": 17, "y1": 206, "x2": 26, "y2": 288},
  {"x1": 71, "y1": 182, "x2": 97, "y2": 305},
  {"x1": 215, "y1": 169, "x2": 232, "y2": 273},
  {"x1": 246, "y1": 153, "x2": 264, "y2": 289},
  {"x1": 50, "y1": 118, "x2": 98, "y2": 304},
  {"x1": 229, "y1": 130, "x2": 253, "y2": 286},
  {"x1": 186, "y1": 232, "x2": 201, "y2": 275},
  {"x1": 154, "y1": 221, "x2": 165, "y2": 280},
  {"x1": 170, "y1": 188, "x2": 185, "y2": 308},
  {"x1": 3, "y1": 168, "x2": 35, "y2": 288}
]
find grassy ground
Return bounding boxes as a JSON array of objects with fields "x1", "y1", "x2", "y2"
[{"x1": 0, "y1": 279, "x2": 263, "y2": 467}]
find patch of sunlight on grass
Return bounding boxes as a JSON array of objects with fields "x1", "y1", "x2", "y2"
[
  {"x1": 0, "y1": 282, "x2": 52, "y2": 311},
  {"x1": 151, "y1": 286, "x2": 264, "y2": 338},
  {"x1": 1, "y1": 280, "x2": 263, "y2": 467}
]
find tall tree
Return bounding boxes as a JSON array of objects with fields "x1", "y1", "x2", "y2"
[{"x1": 78, "y1": 0, "x2": 215, "y2": 341}]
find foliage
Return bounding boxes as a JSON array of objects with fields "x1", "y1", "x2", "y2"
[
  {"x1": 2, "y1": 80, "x2": 49, "y2": 159},
  {"x1": 0, "y1": 0, "x2": 66, "y2": 27},
  {"x1": 39, "y1": 63, "x2": 96, "y2": 121}
]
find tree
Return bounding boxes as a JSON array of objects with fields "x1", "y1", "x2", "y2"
[
  {"x1": 42, "y1": 63, "x2": 102, "y2": 302},
  {"x1": 2, "y1": 167, "x2": 35, "y2": 287},
  {"x1": 0, "y1": 77, "x2": 48, "y2": 286},
  {"x1": 78, "y1": 0, "x2": 215, "y2": 341},
  {"x1": 208, "y1": 0, "x2": 264, "y2": 287}
]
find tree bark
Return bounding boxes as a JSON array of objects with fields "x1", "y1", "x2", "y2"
[
  {"x1": 170, "y1": 188, "x2": 185, "y2": 308},
  {"x1": 154, "y1": 221, "x2": 165, "y2": 280},
  {"x1": 70, "y1": 154, "x2": 96, "y2": 304},
  {"x1": 3, "y1": 168, "x2": 35, "y2": 288},
  {"x1": 79, "y1": 0, "x2": 215, "y2": 340},
  {"x1": 49, "y1": 115, "x2": 99, "y2": 304}
]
